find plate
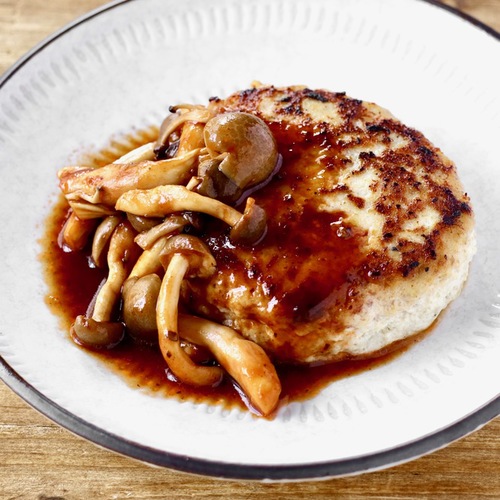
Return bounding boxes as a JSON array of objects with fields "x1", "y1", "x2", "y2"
[{"x1": 0, "y1": 0, "x2": 499, "y2": 481}]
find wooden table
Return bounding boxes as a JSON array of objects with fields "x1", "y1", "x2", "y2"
[{"x1": 1, "y1": 0, "x2": 499, "y2": 497}]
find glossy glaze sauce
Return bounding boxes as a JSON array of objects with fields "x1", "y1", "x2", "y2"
[
  {"x1": 196, "y1": 119, "x2": 370, "y2": 347},
  {"x1": 41, "y1": 126, "x2": 429, "y2": 417}
]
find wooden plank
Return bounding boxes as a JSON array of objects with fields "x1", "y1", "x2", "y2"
[{"x1": 1, "y1": 383, "x2": 499, "y2": 499}]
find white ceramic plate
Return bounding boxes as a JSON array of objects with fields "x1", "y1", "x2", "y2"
[{"x1": 0, "y1": 0, "x2": 499, "y2": 481}]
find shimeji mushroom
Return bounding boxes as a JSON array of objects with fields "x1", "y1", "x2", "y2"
[
  {"x1": 91, "y1": 214, "x2": 122, "y2": 267},
  {"x1": 176, "y1": 121, "x2": 206, "y2": 157},
  {"x1": 134, "y1": 214, "x2": 189, "y2": 250},
  {"x1": 127, "y1": 234, "x2": 171, "y2": 280},
  {"x1": 126, "y1": 214, "x2": 193, "y2": 280},
  {"x1": 126, "y1": 213, "x2": 163, "y2": 233},
  {"x1": 122, "y1": 274, "x2": 161, "y2": 344},
  {"x1": 58, "y1": 148, "x2": 200, "y2": 216},
  {"x1": 120, "y1": 216, "x2": 192, "y2": 344},
  {"x1": 193, "y1": 157, "x2": 240, "y2": 203},
  {"x1": 114, "y1": 142, "x2": 156, "y2": 164},
  {"x1": 65, "y1": 200, "x2": 116, "y2": 220},
  {"x1": 154, "y1": 105, "x2": 212, "y2": 158},
  {"x1": 196, "y1": 112, "x2": 279, "y2": 202},
  {"x1": 116, "y1": 185, "x2": 267, "y2": 245},
  {"x1": 156, "y1": 234, "x2": 223, "y2": 386},
  {"x1": 71, "y1": 221, "x2": 138, "y2": 349},
  {"x1": 178, "y1": 314, "x2": 281, "y2": 417},
  {"x1": 59, "y1": 211, "x2": 98, "y2": 251}
]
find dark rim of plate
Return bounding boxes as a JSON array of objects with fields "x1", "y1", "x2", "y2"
[{"x1": 0, "y1": 0, "x2": 499, "y2": 481}]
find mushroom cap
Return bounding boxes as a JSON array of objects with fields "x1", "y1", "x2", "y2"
[
  {"x1": 71, "y1": 315, "x2": 125, "y2": 349},
  {"x1": 204, "y1": 112, "x2": 278, "y2": 190},
  {"x1": 159, "y1": 234, "x2": 216, "y2": 279},
  {"x1": 229, "y1": 197, "x2": 267, "y2": 245},
  {"x1": 122, "y1": 274, "x2": 161, "y2": 344}
]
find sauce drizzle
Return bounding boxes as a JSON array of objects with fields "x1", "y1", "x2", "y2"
[{"x1": 41, "y1": 125, "x2": 430, "y2": 417}]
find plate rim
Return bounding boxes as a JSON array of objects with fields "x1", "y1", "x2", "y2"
[{"x1": 0, "y1": 0, "x2": 499, "y2": 481}]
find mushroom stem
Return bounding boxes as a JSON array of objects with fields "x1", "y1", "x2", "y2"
[
  {"x1": 92, "y1": 221, "x2": 137, "y2": 321},
  {"x1": 178, "y1": 314, "x2": 281, "y2": 416},
  {"x1": 116, "y1": 185, "x2": 267, "y2": 245},
  {"x1": 59, "y1": 211, "x2": 98, "y2": 251},
  {"x1": 116, "y1": 184, "x2": 241, "y2": 225},
  {"x1": 91, "y1": 215, "x2": 122, "y2": 267},
  {"x1": 134, "y1": 214, "x2": 188, "y2": 250},
  {"x1": 128, "y1": 235, "x2": 170, "y2": 280},
  {"x1": 159, "y1": 253, "x2": 188, "y2": 335},
  {"x1": 59, "y1": 148, "x2": 200, "y2": 209},
  {"x1": 177, "y1": 122, "x2": 206, "y2": 156},
  {"x1": 114, "y1": 142, "x2": 155, "y2": 164},
  {"x1": 156, "y1": 253, "x2": 223, "y2": 387},
  {"x1": 67, "y1": 200, "x2": 116, "y2": 220},
  {"x1": 154, "y1": 108, "x2": 212, "y2": 157},
  {"x1": 70, "y1": 221, "x2": 138, "y2": 349}
]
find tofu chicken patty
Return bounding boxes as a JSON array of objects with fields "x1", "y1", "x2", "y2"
[{"x1": 184, "y1": 85, "x2": 476, "y2": 364}]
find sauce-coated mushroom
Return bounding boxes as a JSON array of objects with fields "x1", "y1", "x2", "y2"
[
  {"x1": 202, "y1": 112, "x2": 279, "y2": 192},
  {"x1": 115, "y1": 185, "x2": 267, "y2": 245},
  {"x1": 70, "y1": 220, "x2": 138, "y2": 349},
  {"x1": 58, "y1": 149, "x2": 200, "y2": 216},
  {"x1": 156, "y1": 234, "x2": 223, "y2": 386},
  {"x1": 178, "y1": 314, "x2": 281, "y2": 416},
  {"x1": 122, "y1": 274, "x2": 161, "y2": 344}
]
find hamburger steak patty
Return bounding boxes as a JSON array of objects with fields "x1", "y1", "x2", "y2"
[{"x1": 185, "y1": 85, "x2": 475, "y2": 364}]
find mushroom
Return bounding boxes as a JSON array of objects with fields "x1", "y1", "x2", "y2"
[
  {"x1": 58, "y1": 148, "x2": 200, "y2": 213},
  {"x1": 134, "y1": 214, "x2": 189, "y2": 250},
  {"x1": 154, "y1": 105, "x2": 212, "y2": 158},
  {"x1": 114, "y1": 142, "x2": 156, "y2": 164},
  {"x1": 193, "y1": 157, "x2": 240, "y2": 203},
  {"x1": 66, "y1": 200, "x2": 116, "y2": 220},
  {"x1": 126, "y1": 213, "x2": 163, "y2": 233},
  {"x1": 70, "y1": 220, "x2": 138, "y2": 349},
  {"x1": 196, "y1": 111, "x2": 279, "y2": 202},
  {"x1": 127, "y1": 234, "x2": 171, "y2": 280},
  {"x1": 122, "y1": 274, "x2": 161, "y2": 344},
  {"x1": 127, "y1": 215, "x2": 192, "y2": 279},
  {"x1": 176, "y1": 121, "x2": 206, "y2": 157},
  {"x1": 71, "y1": 315, "x2": 125, "y2": 350},
  {"x1": 178, "y1": 314, "x2": 281, "y2": 416},
  {"x1": 155, "y1": 234, "x2": 223, "y2": 386},
  {"x1": 91, "y1": 214, "x2": 122, "y2": 267},
  {"x1": 116, "y1": 185, "x2": 267, "y2": 245},
  {"x1": 59, "y1": 211, "x2": 98, "y2": 251}
]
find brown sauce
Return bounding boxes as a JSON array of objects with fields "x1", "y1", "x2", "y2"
[
  {"x1": 40, "y1": 128, "x2": 430, "y2": 417},
  {"x1": 198, "y1": 119, "x2": 370, "y2": 334}
]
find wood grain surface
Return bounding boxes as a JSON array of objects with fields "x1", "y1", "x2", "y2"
[{"x1": 1, "y1": 1, "x2": 499, "y2": 498}]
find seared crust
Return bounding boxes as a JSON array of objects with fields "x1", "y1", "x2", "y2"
[{"x1": 186, "y1": 85, "x2": 475, "y2": 364}]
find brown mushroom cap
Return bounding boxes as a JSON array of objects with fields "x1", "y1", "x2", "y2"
[
  {"x1": 71, "y1": 315, "x2": 125, "y2": 349},
  {"x1": 203, "y1": 112, "x2": 279, "y2": 190},
  {"x1": 229, "y1": 197, "x2": 267, "y2": 245},
  {"x1": 122, "y1": 274, "x2": 161, "y2": 344},
  {"x1": 159, "y1": 234, "x2": 216, "y2": 279}
]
